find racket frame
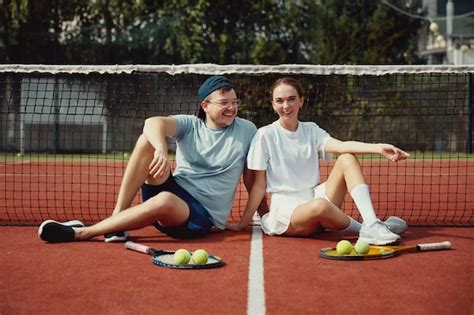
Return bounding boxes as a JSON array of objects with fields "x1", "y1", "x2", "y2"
[
  {"x1": 319, "y1": 241, "x2": 452, "y2": 261},
  {"x1": 125, "y1": 241, "x2": 224, "y2": 269},
  {"x1": 151, "y1": 254, "x2": 224, "y2": 269}
]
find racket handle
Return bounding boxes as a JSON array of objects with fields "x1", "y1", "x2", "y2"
[
  {"x1": 125, "y1": 241, "x2": 149, "y2": 254},
  {"x1": 418, "y1": 241, "x2": 452, "y2": 251}
]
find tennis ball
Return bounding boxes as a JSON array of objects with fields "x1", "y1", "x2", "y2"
[
  {"x1": 173, "y1": 249, "x2": 191, "y2": 264},
  {"x1": 123, "y1": 152, "x2": 129, "y2": 158},
  {"x1": 336, "y1": 240, "x2": 353, "y2": 255},
  {"x1": 354, "y1": 240, "x2": 370, "y2": 254},
  {"x1": 16, "y1": 153, "x2": 22, "y2": 157},
  {"x1": 192, "y1": 249, "x2": 209, "y2": 265}
]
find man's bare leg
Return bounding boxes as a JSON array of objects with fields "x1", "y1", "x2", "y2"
[
  {"x1": 112, "y1": 135, "x2": 156, "y2": 215},
  {"x1": 75, "y1": 191, "x2": 189, "y2": 241}
]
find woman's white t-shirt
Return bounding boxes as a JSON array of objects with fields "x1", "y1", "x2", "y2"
[
  {"x1": 247, "y1": 120, "x2": 332, "y2": 235},
  {"x1": 247, "y1": 120, "x2": 331, "y2": 192}
]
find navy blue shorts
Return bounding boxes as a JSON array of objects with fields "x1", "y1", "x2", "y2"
[{"x1": 141, "y1": 175, "x2": 212, "y2": 239}]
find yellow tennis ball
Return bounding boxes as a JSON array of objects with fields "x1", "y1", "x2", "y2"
[
  {"x1": 192, "y1": 249, "x2": 209, "y2": 264},
  {"x1": 173, "y1": 249, "x2": 191, "y2": 264},
  {"x1": 336, "y1": 240, "x2": 353, "y2": 255},
  {"x1": 354, "y1": 240, "x2": 370, "y2": 254}
]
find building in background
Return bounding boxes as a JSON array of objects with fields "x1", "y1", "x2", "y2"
[{"x1": 417, "y1": 0, "x2": 474, "y2": 64}]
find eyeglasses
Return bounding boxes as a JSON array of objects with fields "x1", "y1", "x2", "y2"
[{"x1": 205, "y1": 99, "x2": 241, "y2": 108}]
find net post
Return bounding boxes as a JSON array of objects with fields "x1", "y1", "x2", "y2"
[
  {"x1": 19, "y1": 78, "x2": 25, "y2": 155},
  {"x1": 467, "y1": 72, "x2": 473, "y2": 153},
  {"x1": 54, "y1": 77, "x2": 60, "y2": 154}
]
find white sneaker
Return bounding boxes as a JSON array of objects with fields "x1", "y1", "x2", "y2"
[
  {"x1": 359, "y1": 220, "x2": 401, "y2": 245},
  {"x1": 384, "y1": 216, "x2": 407, "y2": 235},
  {"x1": 104, "y1": 231, "x2": 129, "y2": 243}
]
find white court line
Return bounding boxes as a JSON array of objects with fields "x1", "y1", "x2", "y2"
[{"x1": 247, "y1": 224, "x2": 265, "y2": 315}]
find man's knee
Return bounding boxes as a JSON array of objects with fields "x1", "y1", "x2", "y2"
[
  {"x1": 145, "y1": 192, "x2": 188, "y2": 225},
  {"x1": 146, "y1": 192, "x2": 174, "y2": 213}
]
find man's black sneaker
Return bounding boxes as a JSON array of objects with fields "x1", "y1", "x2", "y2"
[{"x1": 38, "y1": 220, "x2": 84, "y2": 243}]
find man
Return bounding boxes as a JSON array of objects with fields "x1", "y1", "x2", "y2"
[{"x1": 38, "y1": 76, "x2": 261, "y2": 242}]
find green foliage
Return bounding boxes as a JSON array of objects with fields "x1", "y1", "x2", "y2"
[
  {"x1": 0, "y1": 0, "x2": 426, "y2": 64},
  {"x1": 309, "y1": 0, "x2": 424, "y2": 64}
]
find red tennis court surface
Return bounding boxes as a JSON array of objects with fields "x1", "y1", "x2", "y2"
[{"x1": 0, "y1": 226, "x2": 472, "y2": 314}]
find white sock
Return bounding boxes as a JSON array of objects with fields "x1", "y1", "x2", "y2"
[
  {"x1": 327, "y1": 216, "x2": 362, "y2": 233},
  {"x1": 350, "y1": 184, "x2": 377, "y2": 225},
  {"x1": 342, "y1": 216, "x2": 362, "y2": 233}
]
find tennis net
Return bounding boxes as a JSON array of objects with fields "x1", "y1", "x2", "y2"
[{"x1": 0, "y1": 64, "x2": 473, "y2": 226}]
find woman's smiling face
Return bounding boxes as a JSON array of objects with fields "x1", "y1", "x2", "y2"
[{"x1": 272, "y1": 83, "x2": 304, "y2": 123}]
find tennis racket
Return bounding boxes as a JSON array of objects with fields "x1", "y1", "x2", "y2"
[
  {"x1": 319, "y1": 241, "x2": 452, "y2": 261},
  {"x1": 125, "y1": 241, "x2": 224, "y2": 269}
]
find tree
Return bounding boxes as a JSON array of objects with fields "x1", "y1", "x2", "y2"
[
  {"x1": 0, "y1": 0, "x2": 425, "y2": 65},
  {"x1": 308, "y1": 0, "x2": 424, "y2": 64},
  {"x1": 0, "y1": 0, "x2": 57, "y2": 63}
]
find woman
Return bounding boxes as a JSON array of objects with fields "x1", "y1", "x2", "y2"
[{"x1": 227, "y1": 77, "x2": 409, "y2": 245}]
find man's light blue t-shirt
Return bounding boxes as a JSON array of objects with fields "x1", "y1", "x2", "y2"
[{"x1": 172, "y1": 115, "x2": 257, "y2": 229}]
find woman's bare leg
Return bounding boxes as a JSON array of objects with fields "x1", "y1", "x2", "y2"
[
  {"x1": 324, "y1": 153, "x2": 365, "y2": 208},
  {"x1": 284, "y1": 154, "x2": 366, "y2": 237},
  {"x1": 284, "y1": 199, "x2": 350, "y2": 236}
]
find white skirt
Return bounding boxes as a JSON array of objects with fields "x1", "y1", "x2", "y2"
[{"x1": 261, "y1": 183, "x2": 330, "y2": 235}]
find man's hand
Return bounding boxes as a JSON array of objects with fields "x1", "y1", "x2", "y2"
[{"x1": 148, "y1": 147, "x2": 170, "y2": 178}]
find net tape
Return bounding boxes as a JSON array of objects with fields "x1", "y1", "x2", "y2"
[{"x1": 0, "y1": 64, "x2": 473, "y2": 75}]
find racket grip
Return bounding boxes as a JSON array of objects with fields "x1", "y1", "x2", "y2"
[
  {"x1": 125, "y1": 241, "x2": 149, "y2": 254},
  {"x1": 418, "y1": 241, "x2": 452, "y2": 251}
]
